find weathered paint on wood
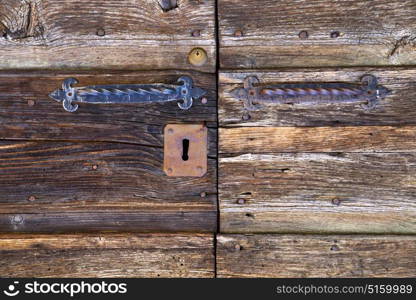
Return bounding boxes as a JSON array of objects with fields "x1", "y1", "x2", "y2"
[
  {"x1": 220, "y1": 153, "x2": 416, "y2": 233},
  {"x1": 219, "y1": 68, "x2": 416, "y2": 127},
  {"x1": 0, "y1": 0, "x2": 216, "y2": 72},
  {"x1": 0, "y1": 141, "x2": 216, "y2": 232},
  {"x1": 219, "y1": 0, "x2": 416, "y2": 69},
  {"x1": 220, "y1": 126, "x2": 416, "y2": 154},
  {"x1": 217, "y1": 234, "x2": 416, "y2": 277},
  {"x1": 0, "y1": 234, "x2": 214, "y2": 277}
]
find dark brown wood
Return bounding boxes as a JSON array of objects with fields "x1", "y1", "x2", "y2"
[
  {"x1": 220, "y1": 126, "x2": 416, "y2": 154},
  {"x1": 0, "y1": 0, "x2": 216, "y2": 72},
  {"x1": 220, "y1": 153, "x2": 416, "y2": 233},
  {"x1": 0, "y1": 233, "x2": 214, "y2": 277},
  {"x1": 217, "y1": 234, "x2": 416, "y2": 277},
  {"x1": 219, "y1": 0, "x2": 416, "y2": 69},
  {"x1": 0, "y1": 70, "x2": 217, "y2": 156},
  {"x1": 0, "y1": 141, "x2": 217, "y2": 232},
  {"x1": 219, "y1": 68, "x2": 416, "y2": 127}
]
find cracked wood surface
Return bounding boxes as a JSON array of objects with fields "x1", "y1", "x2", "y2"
[
  {"x1": 217, "y1": 235, "x2": 416, "y2": 277},
  {"x1": 0, "y1": 0, "x2": 215, "y2": 72},
  {"x1": 0, "y1": 234, "x2": 214, "y2": 277},
  {"x1": 219, "y1": 0, "x2": 416, "y2": 69},
  {"x1": 219, "y1": 68, "x2": 416, "y2": 127},
  {"x1": 219, "y1": 153, "x2": 416, "y2": 233}
]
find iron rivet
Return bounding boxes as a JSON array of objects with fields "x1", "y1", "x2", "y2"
[
  {"x1": 92, "y1": 165, "x2": 98, "y2": 170},
  {"x1": 234, "y1": 30, "x2": 243, "y2": 37},
  {"x1": 298, "y1": 30, "x2": 309, "y2": 39},
  {"x1": 12, "y1": 215, "x2": 23, "y2": 224},
  {"x1": 191, "y1": 30, "x2": 201, "y2": 37},
  {"x1": 200, "y1": 192, "x2": 207, "y2": 198},
  {"x1": 188, "y1": 48, "x2": 208, "y2": 67},
  {"x1": 332, "y1": 198, "x2": 341, "y2": 206},
  {"x1": 28, "y1": 195, "x2": 36, "y2": 202},
  {"x1": 27, "y1": 100, "x2": 35, "y2": 106},
  {"x1": 201, "y1": 97, "x2": 208, "y2": 104},
  {"x1": 237, "y1": 198, "x2": 245, "y2": 204},
  {"x1": 96, "y1": 28, "x2": 105, "y2": 36},
  {"x1": 330, "y1": 31, "x2": 340, "y2": 38}
]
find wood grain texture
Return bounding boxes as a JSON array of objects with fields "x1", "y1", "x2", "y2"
[
  {"x1": 0, "y1": 233, "x2": 214, "y2": 277},
  {"x1": 217, "y1": 234, "x2": 416, "y2": 277},
  {"x1": 220, "y1": 153, "x2": 416, "y2": 233},
  {"x1": 0, "y1": 141, "x2": 216, "y2": 232},
  {"x1": 0, "y1": 0, "x2": 216, "y2": 72},
  {"x1": 219, "y1": 68, "x2": 416, "y2": 127},
  {"x1": 219, "y1": 0, "x2": 416, "y2": 69},
  {"x1": 0, "y1": 70, "x2": 217, "y2": 155},
  {"x1": 220, "y1": 126, "x2": 416, "y2": 154}
]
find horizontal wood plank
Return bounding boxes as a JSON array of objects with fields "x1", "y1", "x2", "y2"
[
  {"x1": 0, "y1": 141, "x2": 216, "y2": 232},
  {"x1": 220, "y1": 126, "x2": 416, "y2": 154},
  {"x1": 219, "y1": 0, "x2": 416, "y2": 68},
  {"x1": 217, "y1": 234, "x2": 416, "y2": 277},
  {"x1": 0, "y1": 233, "x2": 214, "y2": 277},
  {"x1": 0, "y1": 70, "x2": 217, "y2": 156},
  {"x1": 219, "y1": 68, "x2": 416, "y2": 127},
  {"x1": 0, "y1": 0, "x2": 215, "y2": 72},
  {"x1": 219, "y1": 153, "x2": 416, "y2": 233}
]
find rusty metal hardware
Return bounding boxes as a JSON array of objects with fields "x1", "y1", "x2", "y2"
[
  {"x1": 49, "y1": 76, "x2": 207, "y2": 112},
  {"x1": 164, "y1": 124, "x2": 207, "y2": 177},
  {"x1": 231, "y1": 75, "x2": 391, "y2": 111}
]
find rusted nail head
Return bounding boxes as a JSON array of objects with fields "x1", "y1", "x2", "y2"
[
  {"x1": 167, "y1": 128, "x2": 174, "y2": 134},
  {"x1": 242, "y1": 113, "x2": 251, "y2": 121},
  {"x1": 331, "y1": 198, "x2": 341, "y2": 206},
  {"x1": 27, "y1": 100, "x2": 35, "y2": 106},
  {"x1": 167, "y1": 168, "x2": 173, "y2": 173},
  {"x1": 298, "y1": 30, "x2": 309, "y2": 39},
  {"x1": 237, "y1": 198, "x2": 245, "y2": 204},
  {"x1": 191, "y1": 30, "x2": 201, "y2": 37},
  {"x1": 92, "y1": 165, "x2": 98, "y2": 170},
  {"x1": 28, "y1": 195, "x2": 36, "y2": 202},
  {"x1": 234, "y1": 30, "x2": 243, "y2": 37},
  {"x1": 200, "y1": 192, "x2": 207, "y2": 198},
  {"x1": 96, "y1": 28, "x2": 105, "y2": 36},
  {"x1": 330, "y1": 31, "x2": 340, "y2": 38}
]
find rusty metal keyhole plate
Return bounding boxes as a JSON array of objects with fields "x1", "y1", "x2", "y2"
[{"x1": 164, "y1": 124, "x2": 207, "y2": 177}]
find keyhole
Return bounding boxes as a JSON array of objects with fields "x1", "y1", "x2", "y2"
[{"x1": 182, "y1": 139, "x2": 189, "y2": 161}]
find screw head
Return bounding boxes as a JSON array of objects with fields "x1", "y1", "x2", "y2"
[
  {"x1": 92, "y1": 165, "x2": 98, "y2": 170},
  {"x1": 28, "y1": 195, "x2": 36, "y2": 202},
  {"x1": 200, "y1": 192, "x2": 207, "y2": 198},
  {"x1": 331, "y1": 198, "x2": 341, "y2": 206},
  {"x1": 167, "y1": 168, "x2": 173, "y2": 174},
  {"x1": 330, "y1": 31, "x2": 340, "y2": 38},
  {"x1": 188, "y1": 48, "x2": 208, "y2": 67},
  {"x1": 27, "y1": 100, "x2": 35, "y2": 106},
  {"x1": 167, "y1": 128, "x2": 174, "y2": 134},
  {"x1": 242, "y1": 113, "x2": 251, "y2": 121},
  {"x1": 201, "y1": 97, "x2": 208, "y2": 104}
]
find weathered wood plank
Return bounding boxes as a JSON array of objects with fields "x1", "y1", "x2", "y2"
[
  {"x1": 219, "y1": 0, "x2": 416, "y2": 69},
  {"x1": 0, "y1": 0, "x2": 216, "y2": 72},
  {"x1": 0, "y1": 141, "x2": 216, "y2": 232},
  {"x1": 219, "y1": 68, "x2": 416, "y2": 127},
  {"x1": 220, "y1": 153, "x2": 416, "y2": 233},
  {"x1": 217, "y1": 234, "x2": 416, "y2": 277},
  {"x1": 220, "y1": 126, "x2": 416, "y2": 154},
  {"x1": 0, "y1": 71, "x2": 216, "y2": 155},
  {"x1": 0, "y1": 233, "x2": 214, "y2": 277}
]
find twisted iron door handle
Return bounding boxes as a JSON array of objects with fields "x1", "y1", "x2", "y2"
[
  {"x1": 49, "y1": 76, "x2": 207, "y2": 112},
  {"x1": 231, "y1": 75, "x2": 391, "y2": 111}
]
